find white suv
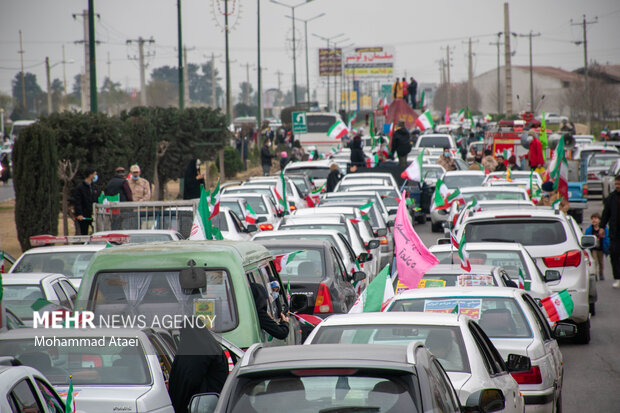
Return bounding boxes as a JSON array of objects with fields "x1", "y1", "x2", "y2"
[{"x1": 457, "y1": 208, "x2": 596, "y2": 344}]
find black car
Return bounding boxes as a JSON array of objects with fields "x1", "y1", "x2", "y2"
[{"x1": 187, "y1": 342, "x2": 507, "y2": 413}]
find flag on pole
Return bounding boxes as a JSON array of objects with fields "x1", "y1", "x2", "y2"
[
  {"x1": 65, "y1": 376, "x2": 75, "y2": 413},
  {"x1": 190, "y1": 186, "x2": 215, "y2": 240},
  {"x1": 457, "y1": 231, "x2": 471, "y2": 272},
  {"x1": 518, "y1": 268, "x2": 526, "y2": 290},
  {"x1": 419, "y1": 90, "x2": 425, "y2": 110},
  {"x1": 330, "y1": 144, "x2": 340, "y2": 154},
  {"x1": 547, "y1": 136, "x2": 569, "y2": 201},
  {"x1": 416, "y1": 110, "x2": 434, "y2": 131},
  {"x1": 207, "y1": 179, "x2": 221, "y2": 220},
  {"x1": 445, "y1": 106, "x2": 450, "y2": 124},
  {"x1": 273, "y1": 250, "x2": 304, "y2": 273},
  {"x1": 369, "y1": 114, "x2": 375, "y2": 139},
  {"x1": 347, "y1": 111, "x2": 357, "y2": 130},
  {"x1": 465, "y1": 197, "x2": 481, "y2": 213},
  {"x1": 358, "y1": 202, "x2": 374, "y2": 220},
  {"x1": 540, "y1": 111, "x2": 548, "y2": 160},
  {"x1": 348, "y1": 264, "x2": 394, "y2": 313},
  {"x1": 433, "y1": 178, "x2": 451, "y2": 210},
  {"x1": 457, "y1": 108, "x2": 465, "y2": 122},
  {"x1": 327, "y1": 119, "x2": 349, "y2": 140},
  {"x1": 244, "y1": 203, "x2": 257, "y2": 224},
  {"x1": 401, "y1": 151, "x2": 424, "y2": 182},
  {"x1": 274, "y1": 170, "x2": 288, "y2": 214},
  {"x1": 540, "y1": 289, "x2": 574, "y2": 322},
  {"x1": 366, "y1": 153, "x2": 379, "y2": 168}
]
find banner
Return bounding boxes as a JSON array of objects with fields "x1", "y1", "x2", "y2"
[
  {"x1": 319, "y1": 48, "x2": 342, "y2": 77},
  {"x1": 344, "y1": 46, "x2": 395, "y2": 78}
]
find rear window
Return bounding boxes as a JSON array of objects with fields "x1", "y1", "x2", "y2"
[
  {"x1": 281, "y1": 223, "x2": 348, "y2": 236},
  {"x1": 210, "y1": 212, "x2": 230, "y2": 231},
  {"x1": 3, "y1": 286, "x2": 44, "y2": 320},
  {"x1": 221, "y1": 201, "x2": 243, "y2": 217},
  {"x1": 418, "y1": 137, "x2": 451, "y2": 148},
  {"x1": 90, "y1": 269, "x2": 237, "y2": 333},
  {"x1": 434, "y1": 250, "x2": 530, "y2": 279},
  {"x1": 306, "y1": 114, "x2": 339, "y2": 133},
  {"x1": 286, "y1": 167, "x2": 330, "y2": 180},
  {"x1": 588, "y1": 155, "x2": 619, "y2": 168},
  {"x1": 464, "y1": 219, "x2": 567, "y2": 245},
  {"x1": 389, "y1": 296, "x2": 532, "y2": 338},
  {"x1": 443, "y1": 175, "x2": 485, "y2": 189},
  {"x1": 462, "y1": 191, "x2": 526, "y2": 202},
  {"x1": 418, "y1": 272, "x2": 498, "y2": 287},
  {"x1": 13, "y1": 251, "x2": 96, "y2": 279},
  {"x1": 266, "y1": 248, "x2": 324, "y2": 279},
  {"x1": 128, "y1": 234, "x2": 172, "y2": 243}
]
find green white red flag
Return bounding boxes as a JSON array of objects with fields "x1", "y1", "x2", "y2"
[
  {"x1": 401, "y1": 151, "x2": 424, "y2": 182},
  {"x1": 358, "y1": 201, "x2": 374, "y2": 220},
  {"x1": 457, "y1": 231, "x2": 471, "y2": 272},
  {"x1": 190, "y1": 185, "x2": 223, "y2": 240},
  {"x1": 366, "y1": 153, "x2": 379, "y2": 168},
  {"x1": 0, "y1": 251, "x2": 4, "y2": 274},
  {"x1": 518, "y1": 268, "x2": 526, "y2": 290},
  {"x1": 273, "y1": 250, "x2": 304, "y2": 273},
  {"x1": 416, "y1": 110, "x2": 434, "y2": 131},
  {"x1": 244, "y1": 203, "x2": 257, "y2": 224},
  {"x1": 547, "y1": 135, "x2": 569, "y2": 201},
  {"x1": 65, "y1": 375, "x2": 75, "y2": 413},
  {"x1": 327, "y1": 119, "x2": 349, "y2": 139},
  {"x1": 207, "y1": 179, "x2": 221, "y2": 220},
  {"x1": 541, "y1": 289, "x2": 574, "y2": 322},
  {"x1": 433, "y1": 179, "x2": 465, "y2": 210},
  {"x1": 348, "y1": 264, "x2": 394, "y2": 313},
  {"x1": 274, "y1": 170, "x2": 288, "y2": 214}
]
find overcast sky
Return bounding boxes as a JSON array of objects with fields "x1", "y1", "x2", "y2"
[{"x1": 1, "y1": 0, "x2": 619, "y2": 100}]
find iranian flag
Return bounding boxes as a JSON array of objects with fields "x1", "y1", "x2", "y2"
[
  {"x1": 529, "y1": 169, "x2": 542, "y2": 204},
  {"x1": 65, "y1": 376, "x2": 76, "y2": 413},
  {"x1": 207, "y1": 179, "x2": 221, "y2": 220},
  {"x1": 457, "y1": 231, "x2": 471, "y2": 272},
  {"x1": 465, "y1": 197, "x2": 481, "y2": 213},
  {"x1": 433, "y1": 178, "x2": 451, "y2": 210},
  {"x1": 457, "y1": 108, "x2": 465, "y2": 122},
  {"x1": 349, "y1": 265, "x2": 394, "y2": 313},
  {"x1": 244, "y1": 203, "x2": 257, "y2": 224},
  {"x1": 369, "y1": 114, "x2": 375, "y2": 139},
  {"x1": 273, "y1": 250, "x2": 304, "y2": 273},
  {"x1": 327, "y1": 119, "x2": 349, "y2": 140},
  {"x1": 416, "y1": 110, "x2": 434, "y2": 131},
  {"x1": 347, "y1": 111, "x2": 357, "y2": 130},
  {"x1": 308, "y1": 150, "x2": 315, "y2": 161},
  {"x1": 401, "y1": 151, "x2": 424, "y2": 182},
  {"x1": 547, "y1": 136, "x2": 569, "y2": 201},
  {"x1": 349, "y1": 218, "x2": 362, "y2": 224},
  {"x1": 0, "y1": 250, "x2": 4, "y2": 273},
  {"x1": 274, "y1": 170, "x2": 288, "y2": 214},
  {"x1": 190, "y1": 185, "x2": 223, "y2": 240},
  {"x1": 541, "y1": 289, "x2": 574, "y2": 322},
  {"x1": 330, "y1": 145, "x2": 340, "y2": 154},
  {"x1": 31, "y1": 297, "x2": 65, "y2": 314},
  {"x1": 358, "y1": 201, "x2": 374, "y2": 220},
  {"x1": 419, "y1": 90, "x2": 425, "y2": 110},
  {"x1": 518, "y1": 268, "x2": 526, "y2": 290},
  {"x1": 310, "y1": 183, "x2": 325, "y2": 205},
  {"x1": 366, "y1": 153, "x2": 379, "y2": 168}
]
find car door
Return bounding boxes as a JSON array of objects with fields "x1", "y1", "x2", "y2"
[
  {"x1": 330, "y1": 247, "x2": 357, "y2": 311},
  {"x1": 50, "y1": 281, "x2": 72, "y2": 310},
  {"x1": 34, "y1": 377, "x2": 65, "y2": 413},
  {"x1": 8, "y1": 377, "x2": 45, "y2": 413}
]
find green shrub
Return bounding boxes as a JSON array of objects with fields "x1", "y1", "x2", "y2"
[{"x1": 217, "y1": 146, "x2": 244, "y2": 178}]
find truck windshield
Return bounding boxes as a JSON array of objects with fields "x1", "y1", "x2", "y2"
[
  {"x1": 306, "y1": 115, "x2": 338, "y2": 133},
  {"x1": 418, "y1": 137, "x2": 451, "y2": 148}
]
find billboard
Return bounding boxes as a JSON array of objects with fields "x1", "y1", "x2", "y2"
[
  {"x1": 318, "y1": 48, "x2": 342, "y2": 77},
  {"x1": 344, "y1": 46, "x2": 395, "y2": 78}
]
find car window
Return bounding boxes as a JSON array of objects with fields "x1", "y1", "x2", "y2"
[
  {"x1": 588, "y1": 155, "x2": 620, "y2": 167},
  {"x1": 521, "y1": 294, "x2": 553, "y2": 341},
  {"x1": 332, "y1": 248, "x2": 349, "y2": 283},
  {"x1": 337, "y1": 233, "x2": 358, "y2": 261},
  {"x1": 434, "y1": 250, "x2": 530, "y2": 280},
  {"x1": 12, "y1": 251, "x2": 96, "y2": 279},
  {"x1": 3, "y1": 285, "x2": 44, "y2": 321},
  {"x1": 266, "y1": 248, "x2": 324, "y2": 279},
  {"x1": 145, "y1": 333, "x2": 172, "y2": 382},
  {"x1": 221, "y1": 201, "x2": 244, "y2": 217},
  {"x1": 246, "y1": 268, "x2": 279, "y2": 321},
  {"x1": 59, "y1": 280, "x2": 78, "y2": 303},
  {"x1": 443, "y1": 175, "x2": 485, "y2": 189},
  {"x1": 9, "y1": 378, "x2": 43, "y2": 413},
  {"x1": 211, "y1": 211, "x2": 230, "y2": 232},
  {"x1": 465, "y1": 219, "x2": 567, "y2": 245},
  {"x1": 462, "y1": 191, "x2": 526, "y2": 202},
  {"x1": 281, "y1": 223, "x2": 347, "y2": 236},
  {"x1": 428, "y1": 359, "x2": 461, "y2": 412},
  {"x1": 35, "y1": 378, "x2": 65, "y2": 413},
  {"x1": 468, "y1": 321, "x2": 507, "y2": 376},
  {"x1": 418, "y1": 136, "x2": 452, "y2": 148},
  {"x1": 229, "y1": 210, "x2": 246, "y2": 232},
  {"x1": 52, "y1": 282, "x2": 71, "y2": 308}
]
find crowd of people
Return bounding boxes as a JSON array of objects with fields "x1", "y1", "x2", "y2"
[{"x1": 392, "y1": 76, "x2": 419, "y2": 109}]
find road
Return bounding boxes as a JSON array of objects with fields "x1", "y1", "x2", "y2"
[
  {"x1": 413, "y1": 200, "x2": 620, "y2": 412},
  {"x1": 0, "y1": 179, "x2": 14, "y2": 202}
]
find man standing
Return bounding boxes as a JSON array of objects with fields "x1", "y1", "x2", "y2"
[
  {"x1": 392, "y1": 77, "x2": 403, "y2": 99},
  {"x1": 390, "y1": 121, "x2": 411, "y2": 168},
  {"x1": 73, "y1": 168, "x2": 98, "y2": 235},
  {"x1": 600, "y1": 175, "x2": 620, "y2": 288},
  {"x1": 401, "y1": 77, "x2": 409, "y2": 103},
  {"x1": 408, "y1": 77, "x2": 418, "y2": 108},
  {"x1": 127, "y1": 164, "x2": 151, "y2": 202},
  {"x1": 105, "y1": 167, "x2": 133, "y2": 202},
  {"x1": 260, "y1": 139, "x2": 275, "y2": 176}
]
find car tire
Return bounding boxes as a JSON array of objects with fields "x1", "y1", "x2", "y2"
[
  {"x1": 574, "y1": 319, "x2": 591, "y2": 344},
  {"x1": 431, "y1": 222, "x2": 443, "y2": 233},
  {"x1": 589, "y1": 301, "x2": 596, "y2": 316}
]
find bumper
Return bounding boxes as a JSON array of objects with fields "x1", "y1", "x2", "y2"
[
  {"x1": 523, "y1": 389, "x2": 555, "y2": 413},
  {"x1": 568, "y1": 202, "x2": 587, "y2": 210},
  {"x1": 587, "y1": 181, "x2": 602, "y2": 193}
]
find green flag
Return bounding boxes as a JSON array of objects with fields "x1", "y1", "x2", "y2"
[
  {"x1": 540, "y1": 111, "x2": 548, "y2": 161},
  {"x1": 65, "y1": 376, "x2": 74, "y2": 413}
]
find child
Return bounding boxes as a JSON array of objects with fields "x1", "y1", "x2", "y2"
[{"x1": 585, "y1": 212, "x2": 609, "y2": 280}]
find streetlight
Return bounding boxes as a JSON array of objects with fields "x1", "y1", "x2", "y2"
[
  {"x1": 270, "y1": 0, "x2": 314, "y2": 106},
  {"x1": 45, "y1": 57, "x2": 74, "y2": 114},
  {"x1": 285, "y1": 12, "x2": 325, "y2": 107},
  {"x1": 331, "y1": 38, "x2": 350, "y2": 111},
  {"x1": 312, "y1": 32, "x2": 345, "y2": 111}
]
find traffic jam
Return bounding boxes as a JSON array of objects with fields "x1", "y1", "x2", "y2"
[{"x1": 0, "y1": 113, "x2": 610, "y2": 413}]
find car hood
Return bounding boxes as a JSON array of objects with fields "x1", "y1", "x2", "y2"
[{"x1": 55, "y1": 385, "x2": 151, "y2": 413}]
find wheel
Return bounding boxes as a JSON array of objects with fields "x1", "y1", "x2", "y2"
[
  {"x1": 431, "y1": 221, "x2": 443, "y2": 233},
  {"x1": 574, "y1": 319, "x2": 591, "y2": 344},
  {"x1": 589, "y1": 301, "x2": 596, "y2": 316}
]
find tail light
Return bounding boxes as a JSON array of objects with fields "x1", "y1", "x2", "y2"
[
  {"x1": 314, "y1": 283, "x2": 333, "y2": 314},
  {"x1": 290, "y1": 205, "x2": 296, "y2": 211},
  {"x1": 587, "y1": 173, "x2": 599, "y2": 181},
  {"x1": 583, "y1": 184, "x2": 588, "y2": 196},
  {"x1": 259, "y1": 223, "x2": 274, "y2": 231},
  {"x1": 511, "y1": 366, "x2": 542, "y2": 384},
  {"x1": 543, "y1": 250, "x2": 581, "y2": 267},
  {"x1": 380, "y1": 237, "x2": 388, "y2": 245}
]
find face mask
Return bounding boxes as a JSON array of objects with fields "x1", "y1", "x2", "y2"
[
  {"x1": 132, "y1": 175, "x2": 139, "y2": 180},
  {"x1": 270, "y1": 291, "x2": 279, "y2": 301},
  {"x1": 93, "y1": 175, "x2": 98, "y2": 183}
]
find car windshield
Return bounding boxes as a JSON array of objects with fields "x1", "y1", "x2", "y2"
[
  {"x1": 419, "y1": 137, "x2": 451, "y2": 148},
  {"x1": 280, "y1": 223, "x2": 348, "y2": 237},
  {"x1": 465, "y1": 219, "x2": 567, "y2": 245},
  {"x1": 286, "y1": 167, "x2": 330, "y2": 180},
  {"x1": 225, "y1": 187, "x2": 274, "y2": 203},
  {"x1": 3, "y1": 286, "x2": 44, "y2": 321},
  {"x1": 288, "y1": 177, "x2": 310, "y2": 195},
  {"x1": 12, "y1": 251, "x2": 96, "y2": 279},
  {"x1": 389, "y1": 297, "x2": 532, "y2": 338},
  {"x1": 443, "y1": 175, "x2": 485, "y2": 189},
  {"x1": 245, "y1": 181, "x2": 295, "y2": 197},
  {"x1": 90, "y1": 269, "x2": 237, "y2": 333},
  {"x1": 580, "y1": 150, "x2": 615, "y2": 162},
  {"x1": 312, "y1": 325, "x2": 469, "y2": 373},
  {"x1": 434, "y1": 251, "x2": 530, "y2": 279},
  {"x1": 423, "y1": 168, "x2": 444, "y2": 179},
  {"x1": 320, "y1": 203, "x2": 380, "y2": 228},
  {"x1": 0, "y1": 338, "x2": 150, "y2": 385},
  {"x1": 266, "y1": 248, "x2": 324, "y2": 278},
  {"x1": 462, "y1": 191, "x2": 526, "y2": 202},
  {"x1": 221, "y1": 201, "x2": 243, "y2": 217},
  {"x1": 229, "y1": 374, "x2": 419, "y2": 413},
  {"x1": 589, "y1": 155, "x2": 620, "y2": 167}
]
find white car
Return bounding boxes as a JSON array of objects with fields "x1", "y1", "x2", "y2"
[
  {"x1": 2, "y1": 273, "x2": 78, "y2": 325},
  {"x1": 413, "y1": 134, "x2": 458, "y2": 157},
  {"x1": 344, "y1": 184, "x2": 401, "y2": 215},
  {"x1": 220, "y1": 193, "x2": 281, "y2": 230},
  {"x1": 0, "y1": 328, "x2": 175, "y2": 413},
  {"x1": 337, "y1": 172, "x2": 399, "y2": 190},
  {"x1": 0, "y1": 364, "x2": 67, "y2": 413},
  {"x1": 242, "y1": 176, "x2": 306, "y2": 210},
  {"x1": 535, "y1": 113, "x2": 568, "y2": 124},
  {"x1": 429, "y1": 243, "x2": 553, "y2": 301},
  {"x1": 210, "y1": 207, "x2": 257, "y2": 241},
  {"x1": 9, "y1": 244, "x2": 106, "y2": 289},
  {"x1": 450, "y1": 199, "x2": 536, "y2": 234},
  {"x1": 91, "y1": 229, "x2": 183, "y2": 243},
  {"x1": 457, "y1": 208, "x2": 596, "y2": 344},
  {"x1": 483, "y1": 171, "x2": 542, "y2": 187},
  {"x1": 283, "y1": 160, "x2": 333, "y2": 188},
  {"x1": 441, "y1": 171, "x2": 486, "y2": 190},
  {"x1": 572, "y1": 144, "x2": 618, "y2": 162},
  {"x1": 305, "y1": 312, "x2": 525, "y2": 413},
  {"x1": 386, "y1": 287, "x2": 576, "y2": 413}
]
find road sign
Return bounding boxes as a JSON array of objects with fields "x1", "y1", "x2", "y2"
[{"x1": 292, "y1": 111, "x2": 307, "y2": 134}]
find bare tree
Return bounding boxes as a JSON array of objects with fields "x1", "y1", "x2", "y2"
[{"x1": 58, "y1": 159, "x2": 79, "y2": 236}]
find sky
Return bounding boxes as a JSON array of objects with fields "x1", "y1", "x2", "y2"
[{"x1": 1, "y1": 0, "x2": 619, "y2": 102}]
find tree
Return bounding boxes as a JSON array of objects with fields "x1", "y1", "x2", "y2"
[
  {"x1": 197, "y1": 60, "x2": 223, "y2": 106},
  {"x1": 238, "y1": 82, "x2": 254, "y2": 106},
  {"x1": 11, "y1": 72, "x2": 43, "y2": 113},
  {"x1": 146, "y1": 79, "x2": 177, "y2": 107},
  {"x1": 0, "y1": 92, "x2": 15, "y2": 117},
  {"x1": 233, "y1": 102, "x2": 257, "y2": 118},
  {"x1": 51, "y1": 78, "x2": 64, "y2": 112},
  {"x1": 432, "y1": 82, "x2": 481, "y2": 114},
  {"x1": 100, "y1": 77, "x2": 131, "y2": 115},
  {"x1": 12, "y1": 122, "x2": 60, "y2": 251},
  {"x1": 282, "y1": 85, "x2": 307, "y2": 107},
  {"x1": 151, "y1": 62, "x2": 224, "y2": 107},
  {"x1": 71, "y1": 73, "x2": 82, "y2": 99}
]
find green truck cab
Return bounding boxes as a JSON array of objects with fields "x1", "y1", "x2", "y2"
[{"x1": 76, "y1": 240, "x2": 303, "y2": 348}]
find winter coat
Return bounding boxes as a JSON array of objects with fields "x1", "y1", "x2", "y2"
[
  {"x1": 528, "y1": 137, "x2": 545, "y2": 168},
  {"x1": 585, "y1": 225, "x2": 610, "y2": 254},
  {"x1": 127, "y1": 177, "x2": 151, "y2": 202},
  {"x1": 183, "y1": 158, "x2": 205, "y2": 200},
  {"x1": 73, "y1": 180, "x2": 96, "y2": 219},
  {"x1": 437, "y1": 155, "x2": 455, "y2": 171},
  {"x1": 326, "y1": 169, "x2": 342, "y2": 192},
  {"x1": 349, "y1": 139, "x2": 366, "y2": 167},
  {"x1": 105, "y1": 176, "x2": 133, "y2": 202},
  {"x1": 390, "y1": 128, "x2": 412, "y2": 157},
  {"x1": 601, "y1": 190, "x2": 620, "y2": 241},
  {"x1": 250, "y1": 283, "x2": 289, "y2": 340},
  {"x1": 261, "y1": 145, "x2": 274, "y2": 166}
]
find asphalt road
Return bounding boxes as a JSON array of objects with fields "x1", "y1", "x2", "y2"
[
  {"x1": 0, "y1": 179, "x2": 14, "y2": 202},
  {"x1": 413, "y1": 200, "x2": 620, "y2": 412}
]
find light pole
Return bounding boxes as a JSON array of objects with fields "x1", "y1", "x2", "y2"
[
  {"x1": 331, "y1": 38, "x2": 350, "y2": 111},
  {"x1": 285, "y1": 13, "x2": 325, "y2": 107},
  {"x1": 45, "y1": 57, "x2": 74, "y2": 115},
  {"x1": 271, "y1": 0, "x2": 314, "y2": 106},
  {"x1": 312, "y1": 32, "x2": 345, "y2": 111}
]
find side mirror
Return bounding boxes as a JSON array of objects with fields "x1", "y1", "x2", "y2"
[
  {"x1": 352, "y1": 271, "x2": 366, "y2": 283},
  {"x1": 245, "y1": 224, "x2": 258, "y2": 233},
  {"x1": 290, "y1": 293, "x2": 309, "y2": 313},
  {"x1": 464, "y1": 389, "x2": 505, "y2": 413},
  {"x1": 386, "y1": 220, "x2": 394, "y2": 228},
  {"x1": 436, "y1": 237, "x2": 451, "y2": 245},
  {"x1": 358, "y1": 252, "x2": 370, "y2": 263},
  {"x1": 188, "y1": 393, "x2": 219, "y2": 413},
  {"x1": 366, "y1": 240, "x2": 380, "y2": 250},
  {"x1": 580, "y1": 235, "x2": 596, "y2": 249},
  {"x1": 544, "y1": 270, "x2": 561, "y2": 283},
  {"x1": 256, "y1": 216, "x2": 267, "y2": 223},
  {"x1": 388, "y1": 209, "x2": 397, "y2": 215},
  {"x1": 553, "y1": 322, "x2": 577, "y2": 339},
  {"x1": 374, "y1": 228, "x2": 387, "y2": 237},
  {"x1": 505, "y1": 354, "x2": 531, "y2": 372}
]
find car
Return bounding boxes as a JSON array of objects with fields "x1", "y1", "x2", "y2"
[
  {"x1": 572, "y1": 144, "x2": 618, "y2": 162},
  {"x1": 449, "y1": 199, "x2": 536, "y2": 233},
  {"x1": 334, "y1": 177, "x2": 396, "y2": 192},
  {"x1": 0, "y1": 249, "x2": 16, "y2": 272},
  {"x1": 441, "y1": 171, "x2": 486, "y2": 190},
  {"x1": 2, "y1": 273, "x2": 77, "y2": 325},
  {"x1": 256, "y1": 240, "x2": 360, "y2": 317},
  {"x1": 210, "y1": 207, "x2": 257, "y2": 241},
  {"x1": 387, "y1": 287, "x2": 576, "y2": 413},
  {"x1": 242, "y1": 176, "x2": 306, "y2": 210},
  {"x1": 283, "y1": 160, "x2": 334, "y2": 188},
  {"x1": 429, "y1": 243, "x2": 553, "y2": 301},
  {"x1": 535, "y1": 113, "x2": 568, "y2": 124},
  {"x1": 586, "y1": 152, "x2": 620, "y2": 196},
  {"x1": 601, "y1": 158, "x2": 620, "y2": 199},
  {"x1": 305, "y1": 312, "x2": 526, "y2": 412},
  {"x1": 572, "y1": 135, "x2": 594, "y2": 146},
  {"x1": 221, "y1": 185, "x2": 280, "y2": 210},
  {"x1": 0, "y1": 363, "x2": 66, "y2": 413},
  {"x1": 337, "y1": 172, "x2": 399, "y2": 189},
  {"x1": 9, "y1": 244, "x2": 106, "y2": 289},
  {"x1": 90, "y1": 229, "x2": 184, "y2": 243},
  {"x1": 0, "y1": 328, "x2": 175, "y2": 413},
  {"x1": 458, "y1": 208, "x2": 595, "y2": 343},
  {"x1": 321, "y1": 190, "x2": 393, "y2": 226},
  {"x1": 279, "y1": 173, "x2": 315, "y2": 198},
  {"x1": 343, "y1": 184, "x2": 401, "y2": 214},
  {"x1": 220, "y1": 193, "x2": 281, "y2": 230},
  {"x1": 189, "y1": 342, "x2": 507, "y2": 413},
  {"x1": 414, "y1": 133, "x2": 458, "y2": 156},
  {"x1": 483, "y1": 171, "x2": 542, "y2": 187}
]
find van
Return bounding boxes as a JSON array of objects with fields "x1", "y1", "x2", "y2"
[
  {"x1": 294, "y1": 112, "x2": 341, "y2": 153},
  {"x1": 76, "y1": 240, "x2": 304, "y2": 348}
]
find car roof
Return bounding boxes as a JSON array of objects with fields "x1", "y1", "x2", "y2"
[
  {"x1": 255, "y1": 239, "x2": 332, "y2": 250},
  {"x1": 283, "y1": 216, "x2": 344, "y2": 224},
  {"x1": 221, "y1": 193, "x2": 266, "y2": 199},
  {"x1": 19, "y1": 244, "x2": 106, "y2": 254},
  {"x1": 2, "y1": 272, "x2": 66, "y2": 283},
  {"x1": 294, "y1": 207, "x2": 357, "y2": 215},
  {"x1": 577, "y1": 144, "x2": 619, "y2": 152},
  {"x1": 393, "y1": 286, "x2": 522, "y2": 300},
  {"x1": 340, "y1": 178, "x2": 389, "y2": 185},
  {"x1": 253, "y1": 229, "x2": 341, "y2": 238},
  {"x1": 430, "y1": 242, "x2": 525, "y2": 253},
  {"x1": 92, "y1": 229, "x2": 179, "y2": 236},
  {"x1": 285, "y1": 160, "x2": 332, "y2": 168},
  {"x1": 346, "y1": 186, "x2": 398, "y2": 192},
  {"x1": 462, "y1": 208, "x2": 563, "y2": 220},
  {"x1": 443, "y1": 170, "x2": 485, "y2": 176},
  {"x1": 315, "y1": 311, "x2": 465, "y2": 327},
  {"x1": 342, "y1": 172, "x2": 394, "y2": 179}
]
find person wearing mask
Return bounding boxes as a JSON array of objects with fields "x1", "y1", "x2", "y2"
[
  {"x1": 437, "y1": 148, "x2": 455, "y2": 171},
  {"x1": 127, "y1": 164, "x2": 151, "y2": 202},
  {"x1": 73, "y1": 168, "x2": 98, "y2": 235},
  {"x1": 482, "y1": 149, "x2": 498, "y2": 172},
  {"x1": 168, "y1": 323, "x2": 229, "y2": 413},
  {"x1": 250, "y1": 283, "x2": 289, "y2": 340},
  {"x1": 105, "y1": 167, "x2": 133, "y2": 202},
  {"x1": 390, "y1": 121, "x2": 411, "y2": 168},
  {"x1": 326, "y1": 163, "x2": 343, "y2": 192},
  {"x1": 260, "y1": 139, "x2": 275, "y2": 176},
  {"x1": 469, "y1": 152, "x2": 485, "y2": 171},
  {"x1": 600, "y1": 175, "x2": 620, "y2": 288},
  {"x1": 183, "y1": 159, "x2": 205, "y2": 200},
  {"x1": 349, "y1": 135, "x2": 366, "y2": 168}
]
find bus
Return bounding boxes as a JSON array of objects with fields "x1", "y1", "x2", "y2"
[{"x1": 295, "y1": 112, "x2": 341, "y2": 153}]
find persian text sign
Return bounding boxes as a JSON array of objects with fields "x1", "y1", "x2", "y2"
[
  {"x1": 319, "y1": 48, "x2": 342, "y2": 76},
  {"x1": 344, "y1": 46, "x2": 395, "y2": 78}
]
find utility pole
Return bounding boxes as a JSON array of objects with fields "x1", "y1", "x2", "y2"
[
  {"x1": 571, "y1": 14, "x2": 598, "y2": 128},
  {"x1": 518, "y1": 31, "x2": 541, "y2": 113},
  {"x1": 462, "y1": 37, "x2": 478, "y2": 110},
  {"x1": 489, "y1": 32, "x2": 503, "y2": 114},
  {"x1": 211, "y1": 53, "x2": 217, "y2": 108},
  {"x1": 257, "y1": 0, "x2": 262, "y2": 127},
  {"x1": 18, "y1": 30, "x2": 26, "y2": 109},
  {"x1": 62, "y1": 45, "x2": 68, "y2": 95},
  {"x1": 87, "y1": 0, "x2": 97, "y2": 113},
  {"x1": 503, "y1": 2, "x2": 513, "y2": 115},
  {"x1": 107, "y1": 51, "x2": 111, "y2": 80},
  {"x1": 443, "y1": 45, "x2": 452, "y2": 109},
  {"x1": 183, "y1": 46, "x2": 194, "y2": 108},
  {"x1": 45, "y1": 57, "x2": 52, "y2": 115},
  {"x1": 177, "y1": 0, "x2": 184, "y2": 110},
  {"x1": 275, "y1": 70, "x2": 283, "y2": 92},
  {"x1": 127, "y1": 36, "x2": 155, "y2": 106},
  {"x1": 224, "y1": 0, "x2": 231, "y2": 123},
  {"x1": 73, "y1": 10, "x2": 91, "y2": 112}
]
